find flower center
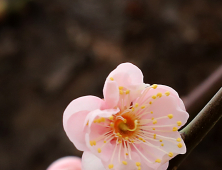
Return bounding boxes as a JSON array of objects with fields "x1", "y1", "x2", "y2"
[
  {"x1": 113, "y1": 112, "x2": 139, "y2": 138},
  {"x1": 118, "y1": 120, "x2": 138, "y2": 132}
]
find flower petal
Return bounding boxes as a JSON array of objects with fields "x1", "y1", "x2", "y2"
[
  {"x1": 65, "y1": 110, "x2": 89, "y2": 151},
  {"x1": 82, "y1": 151, "x2": 106, "y2": 170},
  {"x1": 63, "y1": 95, "x2": 103, "y2": 125},
  {"x1": 63, "y1": 95, "x2": 103, "y2": 151},
  {"x1": 103, "y1": 63, "x2": 146, "y2": 103},
  {"x1": 47, "y1": 156, "x2": 81, "y2": 170},
  {"x1": 102, "y1": 80, "x2": 119, "y2": 109},
  {"x1": 107, "y1": 63, "x2": 144, "y2": 86}
]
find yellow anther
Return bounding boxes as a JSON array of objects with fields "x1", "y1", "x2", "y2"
[
  {"x1": 153, "y1": 134, "x2": 156, "y2": 139},
  {"x1": 153, "y1": 119, "x2": 157, "y2": 124},
  {"x1": 104, "y1": 140, "x2": 107, "y2": 143},
  {"x1": 100, "y1": 117, "x2": 105, "y2": 122},
  {"x1": 116, "y1": 132, "x2": 120, "y2": 136},
  {"x1": 109, "y1": 116, "x2": 113, "y2": 120},
  {"x1": 143, "y1": 139, "x2": 146, "y2": 142},
  {"x1": 141, "y1": 105, "x2": 145, "y2": 109},
  {"x1": 90, "y1": 141, "x2": 94, "y2": 146},
  {"x1": 178, "y1": 143, "x2": 183, "y2": 148},
  {"x1": 168, "y1": 152, "x2": 173, "y2": 157},
  {"x1": 119, "y1": 90, "x2": 124, "y2": 95},
  {"x1": 108, "y1": 164, "x2": 114, "y2": 169},
  {"x1": 110, "y1": 122, "x2": 114, "y2": 127},
  {"x1": 139, "y1": 137, "x2": 143, "y2": 140},
  {"x1": 152, "y1": 128, "x2": 155, "y2": 130},
  {"x1": 125, "y1": 137, "x2": 129, "y2": 140},
  {"x1": 161, "y1": 143, "x2": 164, "y2": 146},
  {"x1": 155, "y1": 159, "x2": 161, "y2": 163},
  {"x1": 110, "y1": 77, "x2": 114, "y2": 81},
  {"x1": 92, "y1": 141, "x2": 96, "y2": 146},
  {"x1": 173, "y1": 127, "x2": 178, "y2": 131},
  {"x1": 159, "y1": 139, "x2": 162, "y2": 142},
  {"x1": 152, "y1": 95, "x2": 157, "y2": 99},
  {"x1": 136, "y1": 162, "x2": 141, "y2": 166},
  {"x1": 149, "y1": 101, "x2": 152, "y2": 104},
  {"x1": 93, "y1": 120, "x2": 97, "y2": 123},
  {"x1": 150, "y1": 111, "x2": 153, "y2": 114},
  {"x1": 122, "y1": 161, "x2": 127, "y2": 165},
  {"x1": 165, "y1": 91, "x2": 170, "y2": 96},
  {"x1": 135, "y1": 103, "x2": 139, "y2": 107},
  {"x1": 157, "y1": 92, "x2": 162, "y2": 97},
  {"x1": 151, "y1": 117, "x2": 154, "y2": 120},
  {"x1": 118, "y1": 140, "x2": 122, "y2": 144},
  {"x1": 176, "y1": 138, "x2": 182, "y2": 142},
  {"x1": 119, "y1": 86, "x2": 123, "y2": 90},
  {"x1": 97, "y1": 118, "x2": 102, "y2": 123},
  {"x1": 123, "y1": 119, "x2": 127, "y2": 123},
  {"x1": 138, "y1": 167, "x2": 141, "y2": 170},
  {"x1": 125, "y1": 90, "x2": 130, "y2": 94},
  {"x1": 152, "y1": 84, "x2": 158, "y2": 89},
  {"x1": 126, "y1": 153, "x2": 128, "y2": 155},
  {"x1": 97, "y1": 148, "x2": 101, "y2": 153},
  {"x1": 131, "y1": 140, "x2": 134, "y2": 143},
  {"x1": 177, "y1": 121, "x2": 182, "y2": 126},
  {"x1": 168, "y1": 114, "x2": 173, "y2": 119},
  {"x1": 131, "y1": 107, "x2": 135, "y2": 112},
  {"x1": 86, "y1": 121, "x2": 89, "y2": 126}
]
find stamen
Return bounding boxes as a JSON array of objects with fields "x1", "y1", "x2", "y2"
[
  {"x1": 122, "y1": 161, "x2": 127, "y2": 165},
  {"x1": 157, "y1": 92, "x2": 162, "y2": 97},
  {"x1": 165, "y1": 91, "x2": 170, "y2": 96},
  {"x1": 176, "y1": 138, "x2": 182, "y2": 142},
  {"x1": 177, "y1": 121, "x2": 182, "y2": 126},
  {"x1": 168, "y1": 114, "x2": 173, "y2": 119},
  {"x1": 108, "y1": 164, "x2": 114, "y2": 169},
  {"x1": 173, "y1": 127, "x2": 178, "y2": 131},
  {"x1": 152, "y1": 95, "x2": 157, "y2": 99},
  {"x1": 110, "y1": 77, "x2": 114, "y2": 81},
  {"x1": 136, "y1": 162, "x2": 141, "y2": 166},
  {"x1": 97, "y1": 148, "x2": 101, "y2": 153},
  {"x1": 151, "y1": 84, "x2": 158, "y2": 89},
  {"x1": 132, "y1": 143, "x2": 152, "y2": 163},
  {"x1": 168, "y1": 152, "x2": 173, "y2": 157},
  {"x1": 155, "y1": 159, "x2": 161, "y2": 163},
  {"x1": 177, "y1": 143, "x2": 183, "y2": 148}
]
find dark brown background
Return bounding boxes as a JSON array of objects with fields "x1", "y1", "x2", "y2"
[{"x1": 0, "y1": 0, "x2": 222, "y2": 170}]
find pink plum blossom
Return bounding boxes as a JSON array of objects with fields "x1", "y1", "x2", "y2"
[
  {"x1": 63, "y1": 63, "x2": 189, "y2": 170},
  {"x1": 47, "y1": 156, "x2": 81, "y2": 170}
]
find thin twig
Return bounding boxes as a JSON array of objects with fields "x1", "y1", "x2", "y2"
[
  {"x1": 182, "y1": 65, "x2": 222, "y2": 114},
  {"x1": 169, "y1": 88, "x2": 222, "y2": 170}
]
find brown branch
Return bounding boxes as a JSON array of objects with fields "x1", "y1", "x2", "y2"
[{"x1": 169, "y1": 88, "x2": 222, "y2": 170}]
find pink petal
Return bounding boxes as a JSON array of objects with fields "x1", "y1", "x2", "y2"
[
  {"x1": 85, "y1": 108, "x2": 119, "y2": 127},
  {"x1": 65, "y1": 111, "x2": 89, "y2": 151},
  {"x1": 63, "y1": 96, "x2": 103, "y2": 151},
  {"x1": 107, "y1": 63, "x2": 144, "y2": 86},
  {"x1": 148, "y1": 85, "x2": 186, "y2": 111},
  {"x1": 63, "y1": 95, "x2": 103, "y2": 124},
  {"x1": 47, "y1": 156, "x2": 81, "y2": 170},
  {"x1": 102, "y1": 81, "x2": 119, "y2": 109},
  {"x1": 144, "y1": 91, "x2": 189, "y2": 128},
  {"x1": 103, "y1": 63, "x2": 146, "y2": 104},
  {"x1": 84, "y1": 109, "x2": 119, "y2": 162},
  {"x1": 157, "y1": 162, "x2": 169, "y2": 170},
  {"x1": 82, "y1": 151, "x2": 106, "y2": 170}
]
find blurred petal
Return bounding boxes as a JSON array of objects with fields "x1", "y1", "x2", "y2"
[
  {"x1": 82, "y1": 151, "x2": 106, "y2": 170},
  {"x1": 47, "y1": 156, "x2": 81, "y2": 170}
]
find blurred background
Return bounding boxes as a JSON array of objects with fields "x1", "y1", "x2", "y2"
[{"x1": 0, "y1": 0, "x2": 222, "y2": 170}]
